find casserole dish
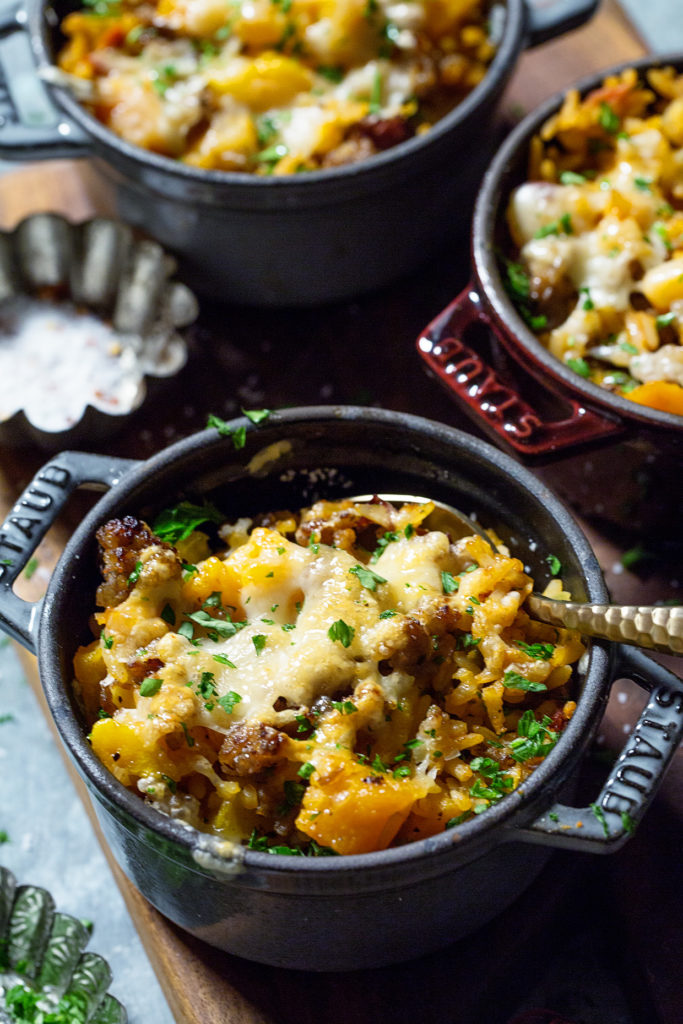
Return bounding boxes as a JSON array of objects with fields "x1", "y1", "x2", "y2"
[
  {"x1": 0, "y1": 0, "x2": 597, "y2": 305},
  {"x1": 417, "y1": 53, "x2": 683, "y2": 532},
  {"x1": 0, "y1": 407, "x2": 681, "y2": 970}
]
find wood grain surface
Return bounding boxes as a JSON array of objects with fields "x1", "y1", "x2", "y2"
[{"x1": 2, "y1": 4, "x2": 682, "y2": 1023}]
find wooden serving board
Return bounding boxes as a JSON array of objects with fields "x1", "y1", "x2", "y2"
[{"x1": 4, "y1": 4, "x2": 683, "y2": 1023}]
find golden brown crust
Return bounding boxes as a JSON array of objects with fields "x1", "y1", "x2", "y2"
[
  {"x1": 218, "y1": 722, "x2": 287, "y2": 776},
  {"x1": 95, "y1": 516, "x2": 166, "y2": 608}
]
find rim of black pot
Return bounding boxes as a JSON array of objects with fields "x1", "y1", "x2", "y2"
[
  {"x1": 473, "y1": 51, "x2": 683, "y2": 435},
  {"x1": 36, "y1": 0, "x2": 524, "y2": 194},
  {"x1": 39, "y1": 406, "x2": 610, "y2": 878}
]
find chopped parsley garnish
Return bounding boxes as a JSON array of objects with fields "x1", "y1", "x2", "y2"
[
  {"x1": 445, "y1": 812, "x2": 471, "y2": 828},
  {"x1": 140, "y1": 677, "x2": 163, "y2": 697},
  {"x1": 533, "y1": 212, "x2": 573, "y2": 239},
  {"x1": 316, "y1": 64, "x2": 343, "y2": 82},
  {"x1": 161, "y1": 774, "x2": 177, "y2": 794},
  {"x1": 153, "y1": 500, "x2": 224, "y2": 544},
  {"x1": 560, "y1": 170, "x2": 587, "y2": 185},
  {"x1": 620, "y1": 543, "x2": 650, "y2": 570},
  {"x1": 458, "y1": 632, "x2": 481, "y2": 650},
  {"x1": 178, "y1": 620, "x2": 195, "y2": 642},
  {"x1": 501, "y1": 256, "x2": 548, "y2": 331},
  {"x1": 515, "y1": 640, "x2": 555, "y2": 660},
  {"x1": 252, "y1": 634, "x2": 267, "y2": 654},
  {"x1": 127, "y1": 560, "x2": 143, "y2": 585},
  {"x1": 598, "y1": 100, "x2": 620, "y2": 135},
  {"x1": 330, "y1": 699, "x2": 357, "y2": 715},
  {"x1": 633, "y1": 176, "x2": 652, "y2": 192},
  {"x1": 23, "y1": 557, "x2": 38, "y2": 580},
  {"x1": 180, "y1": 721, "x2": 195, "y2": 747},
  {"x1": 509, "y1": 710, "x2": 559, "y2": 762},
  {"x1": 298, "y1": 762, "x2": 315, "y2": 780},
  {"x1": 101, "y1": 631, "x2": 114, "y2": 649},
  {"x1": 197, "y1": 671, "x2": 218, "y2": 701},
  {"x1": 161, "y1": 603, "x2": 176, "y2": 626},
  {"x1": 82, "y1": 0, "x2": 122, "y2": 14},
  {"x1": 328, "y1": 619, "x2": 355, "y2": 647},
  {"x1": 580, "y1": 287, "x2": 594, "y2": 310},
  {"x1": 567, "y1": 357, "x2": 591, "y2": 378},
  {"x1": 206, "y1": 413, "x2": 247, "y2": 448},
  {"x1": 294, "y1": 713, "x2": 311, "y2": 734},
  {"x1": 620, "y1": 340, "x2": 638, "y2": 354},
  {"x1": 590, "y1": 801, "x2": 610, "y2": 837},
  {"x1": 281, "y1": 779, "x2": 306, "y2": 811},
  {"x1": 186, "y1": 609, "x2": 247, "y2": 640},
  {"x1": 545, "y1": 554, "x2": 562, "y2": 576},
  {"x1": 502, "y1": 671, "x2": 547, "y2": 692},
  {"x1": 379, "y1": 609, "x2": 397, "y2": 619},
  {"x1": 242, "y1": 407, "x2": 271, "y2": 424},
  {"x1": 369, "y1": 67, "x2": 383, "y2": 114},
  {"x1": 349, "y1": 564, "x2": 387, "y2": 591},
  {"x1": 441, "y1": 571, "x2": 459, "y2": 594},
  {"x1": 218, "y1": 690, "x2": 242, "y2": 714},
  {"x1": 469, "y1": 757, "x2": 515, "y2": 804},
  {"x1": 371, "y1": 531, "x2": 400, "y2": 562},
  {"x1": 654, "y1": 221, "x2": 672, "y2": 252},
  {"x1": 152, "y1": 63, "x2": 178, "y2": 96},
  {"x1": 258, "y1": 143, "x2": 289, "y2": 167},
  {"x1": 213, "y1": 653, "x2": 236, "y2": 667},
  {"x1": 247, "y1": 831, "x2": 337, "y2": 856},
  {"x1": 621, "y1": 810, "x2": 636, "y2": 835},
  {"x1": 656, "y1": 312, "x2": 676, "y2": 328}
]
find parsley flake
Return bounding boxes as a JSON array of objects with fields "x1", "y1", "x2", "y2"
[
  {"x1": 218, "y1": 691, "x2": 242, "y2": 714},
  {"x1": 502, "y1": 671, "x2": 548, "y2": 692},
  {"x1": 140, "y1": 677, "x2": 163, "y2": 697},
  {"x1": 328, "y1": 619, "x2": 354, "y2": 647},
  {"x1": 349, "y1": 564, "x2": 387, "y2": 591}
]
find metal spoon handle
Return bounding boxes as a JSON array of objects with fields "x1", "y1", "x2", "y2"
[{"x1": 526, "y1": 596, "x2": 683, "y2": 655}]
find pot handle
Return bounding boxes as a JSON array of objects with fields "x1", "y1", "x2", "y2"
[
  {"x1": 0, "y1": 451, "x2": 138, "y2": 653},
  {"x1": 416, "y1": 284, "x2": 624, "y2": 461},
  {"x1": 524, "y1": 0, "x2": 600, "y2": 48},
  {"x1": 0, "y1": 0, "x2": 90, "y2": 159},
  {"x1": 512, "y1": 647, "x2": 683, "y2": 852}
]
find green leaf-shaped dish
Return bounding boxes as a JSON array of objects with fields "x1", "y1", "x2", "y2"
[{"x1": 0, "y1": 867, "x2": 127, "y2": 1023}]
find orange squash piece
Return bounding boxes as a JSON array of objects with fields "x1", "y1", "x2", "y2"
[
  {"x1": 627, "y1": 381, "x2": 683, "y2": 415},
  {"x1": 296, "y1": 751, "x2": 431, "y2": 855}
]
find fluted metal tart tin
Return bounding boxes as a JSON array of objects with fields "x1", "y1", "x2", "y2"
[
  {"x1": 0, "y1": 0, "x2": 598, "y2": 305},
  {"x1": 0, "y1": 213, "x2": 197, "y2": 449},
  {"x1": 0, "y1": 867, "x2": 127, "y2": 1023},
  {"x1": 0, "y1": 407, "x2": 681, "y2": 971}
]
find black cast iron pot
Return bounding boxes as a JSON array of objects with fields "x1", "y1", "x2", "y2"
[
  {"x1": 0, "y1": 407, "x2": 681, "y2": 971},
  {"x1": 0, "y1": 0, "x2": 597, "y2": 305}
]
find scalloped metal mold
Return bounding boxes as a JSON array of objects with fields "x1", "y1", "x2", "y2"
[
  {"x1": 0, "y1": 866, "x2": 127, "y2": 1023},
  {"x1": 0, "y1": 213, "x2": 198, "y2": 449}
]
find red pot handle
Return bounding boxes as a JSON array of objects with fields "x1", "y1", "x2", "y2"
[{"x1": 416, "y1": 285, "x2": 624, "y2": 460}]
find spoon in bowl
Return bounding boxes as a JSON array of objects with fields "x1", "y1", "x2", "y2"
[{"x1": 351, "y1": 494, "x2": 682, "y2": 656}]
